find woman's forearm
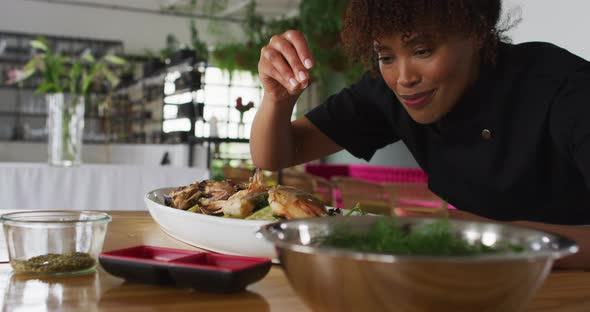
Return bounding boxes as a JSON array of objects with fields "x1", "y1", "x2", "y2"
[
  {"x1": 512, "y1": 221, "x2": 590, "y2": 270},
  {"x1": 250, "y1": 96, "x2": 298, "y2": 170}
]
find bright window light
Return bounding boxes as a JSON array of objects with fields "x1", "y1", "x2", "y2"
[
  {"x1": 194, "y1": 119, "x2": 210, "y2": 137},
  {"x1": 195, "y1": 89, "x2": 205, "y2": 103},
  {"x1": 204, "y1": 85, "x2": 230, "y2": 106},
  {"x1": 204, "y1": 106, "x2": 230, "y2": 122},
  {"x1": 164, "y1": 81, "x2": 176, "y2": 95},
  {"x1": 165, "y1": 71, "x2": 181, "y2": 81},
  {"x1": 204, "y1": 67, "x2": 229, "y2": 85},
  {"x1": 164, "y1": 92, "x2": 193, "y2": 105},
  {"x1": 164, "y1": 71, "x2": 181, "y2": 95},
  {"x1": 230, "y1": 70, "x2": 259, "y2": 86},
  {"x1": 163, "y1": 118, "x2": 191, "y2": 133},
  {"x1": 163, "y1": 105, "x2": 178, "y2": 119}
]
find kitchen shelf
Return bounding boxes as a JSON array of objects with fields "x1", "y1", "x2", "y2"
[{"x1": 0, "y1": 31, "x2": 258, "y2": 167}]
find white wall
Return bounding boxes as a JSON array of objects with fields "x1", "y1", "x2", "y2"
[
  {"x1": 0, "y1": 0, "x2": 243, "y2": 54},
  {"x1": 504, "y1": 0, "x2": 590, "y2": 60}
]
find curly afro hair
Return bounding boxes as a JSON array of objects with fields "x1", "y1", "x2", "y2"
[{"x1": 342, "y1": 0, "x2": 515, "y2": 72}]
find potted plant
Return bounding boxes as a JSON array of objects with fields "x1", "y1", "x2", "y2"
[{"x1": 8, "y1": 37, "x2": 126, "y2": 167}]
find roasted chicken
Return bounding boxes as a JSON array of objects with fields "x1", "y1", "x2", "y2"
[{"x1": 164, "y1": 169, "x2": 327, "y2": 220}]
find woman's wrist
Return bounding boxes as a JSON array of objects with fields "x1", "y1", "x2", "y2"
[{"x1": 260, "y1": 95, "x2": 297, "y2": 119}]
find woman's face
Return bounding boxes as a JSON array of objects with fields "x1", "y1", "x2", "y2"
[{"x1": 375, "y1": 32, "x2": 481, "y2": 124}]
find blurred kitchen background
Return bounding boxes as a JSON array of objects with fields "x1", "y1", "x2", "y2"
[{"x1": 0, "y1": 0, "x2": 589, "y2": 211}]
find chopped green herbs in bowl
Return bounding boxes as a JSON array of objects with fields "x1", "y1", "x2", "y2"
[
  {"x1": 317, "y1": 217, "x2": 524, "y2": 256},
  {"x1": 257, "y1": 215, "x2": 578, "y2": 311}
]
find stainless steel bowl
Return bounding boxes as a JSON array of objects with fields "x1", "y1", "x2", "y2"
[{"x1": 257, "y1": 216, "x2": 578, "y2": 312}]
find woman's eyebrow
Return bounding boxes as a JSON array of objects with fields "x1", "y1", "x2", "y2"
[
  {"x1": 402, "y1": 34, "x2": 434, "y2": 47},
  {"x1": 373, "y1": 43, "x2": 391, "y2": 52}
]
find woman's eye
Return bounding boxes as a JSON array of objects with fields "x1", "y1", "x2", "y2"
[
  {"x1": 378, "y1": 56, "x2": 394, "y2": 64},
  {"x1": 414, "y1": 49, "x2": 433, "y2": 58}
]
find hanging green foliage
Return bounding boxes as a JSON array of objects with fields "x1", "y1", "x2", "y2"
[
  {"x1": 211, "y1": 0, "x2": 362, "y2": 96},
  {"x1": 212, "y1": 0, "x2": 298, "y2": 75}
]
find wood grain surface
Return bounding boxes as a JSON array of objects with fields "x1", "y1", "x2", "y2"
[{"x1": 0, "y1": 211, "x2": 587, "y2": 311}]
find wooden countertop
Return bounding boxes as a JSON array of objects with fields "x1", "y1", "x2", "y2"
[{"x1": 0, "y1": 211, "x2": 589, "y2": 311}]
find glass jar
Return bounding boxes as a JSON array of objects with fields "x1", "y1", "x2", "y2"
[{"x1": 0, "y1": 211, "x2": 111, "y2": 275}]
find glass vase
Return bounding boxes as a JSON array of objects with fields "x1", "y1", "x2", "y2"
[
  {"x1": 47, "y1": 93, "x2": 85, "y2": 167},
  {"x1": 237, "y1": 121, "x2": 245, "y2": 139}
]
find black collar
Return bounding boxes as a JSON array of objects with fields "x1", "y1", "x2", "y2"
[{"x1": 430, "y1": 44, "x2": 508, "y2": 142}]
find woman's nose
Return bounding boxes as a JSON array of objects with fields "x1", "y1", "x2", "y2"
[{"x1": 397, "y1": 62, "x2": 420, "y2": 88}]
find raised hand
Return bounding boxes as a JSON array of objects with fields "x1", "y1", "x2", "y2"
[{"x1": 258, "y1": 30, "x2": 314, "y2": 103}]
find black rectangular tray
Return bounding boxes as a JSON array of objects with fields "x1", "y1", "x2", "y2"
[{"x1": 99, "y1": 245, "x2": 272, "y2": 293}]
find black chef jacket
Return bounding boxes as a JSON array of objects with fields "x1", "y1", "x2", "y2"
[{"x1": 306, "y1": 42, "x2": 590, "y2": 225}]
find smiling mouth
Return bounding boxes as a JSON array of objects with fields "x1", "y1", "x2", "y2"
[{"x1": 398, "y1": 89, "x2": 435, "y2": 108}]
